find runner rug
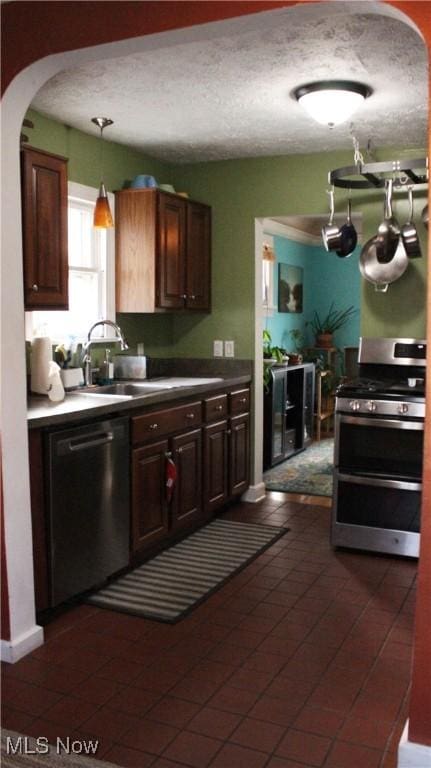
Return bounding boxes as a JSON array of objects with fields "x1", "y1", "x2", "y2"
[{"x1": 88, "y1": 518, "x2": 287, "y2": 623}]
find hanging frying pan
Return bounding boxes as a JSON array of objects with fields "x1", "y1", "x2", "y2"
[
  {"x1": 359, "y1": 235, "x2": 408, "y2": 292},
  {"x1": 375, "y1": 179, "x2": 400, "y2": 264},
  {"x1": 336, "y1": 196, "x2": 357, "y2": 258},
  {"x1": 401, "y1": 187, "x2": 422, "y2": 259},
  {"x1": 321, "y1": 189, "x2": 342, "y2": 251}
]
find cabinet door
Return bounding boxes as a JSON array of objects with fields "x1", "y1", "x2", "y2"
[
  {"x1": 271, "y1": 370, "x2": 286, "y2": 465},
  {"x1": 132, "y1": 439, "x2": 170, "y2": 554},
  {"x1": 203, "y1": 420, "x2": 229, "y2": 516},
  {"x1": 157, "y1": 192, "x2": 187, "y2": 309},
  {"x1": 115, "y1": 189, "x2": 158, "y2": 312},
  {"x1": 21, "y1": 147, "x2": 68, "y2": 310},
  {"x1": 303, "y1": 364, "x2": 315, "y2": 446},
  {"x1": 186, "y1": 201, "x2": 211, "y2": 310},
  {"x1": 171, "y1": 429, "x2": 202, "y2": 531},
  {"x1": 229, "y1": 414, "x2": 250, "y2": 497}
]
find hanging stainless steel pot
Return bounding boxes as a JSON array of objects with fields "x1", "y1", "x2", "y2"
[
  {"x1": 360, "y1": 234, "x2": 408, "y2": 291},
  {"x1": 401, "y1": 187, "x2": 422, "y2": 259},
  {"x1": 321, "y1": 189, "x2": 342, "y2": 251},
  {"x1": 375, "y1": 179, "x2": 400, "y2": 264},
  {"x1": 336, "y1": 196, "x2": 357, "y2": 258}
]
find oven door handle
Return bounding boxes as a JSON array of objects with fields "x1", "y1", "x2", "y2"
[
  {"x1": 337, "y1": 415, "x2": 424, "y2": 431},
  {"x1": 337, "y1": 472, "x2": 422, "y2": 492}
]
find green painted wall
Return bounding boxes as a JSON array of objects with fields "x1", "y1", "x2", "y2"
[
  {"x1": 27, "y1": 109, "x2": 428, "y2": 359},
  {"x1": 171, "y1": 148, "x2": 428, "y2": 358}
]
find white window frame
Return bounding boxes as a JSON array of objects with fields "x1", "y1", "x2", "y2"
[
  {"x1": 262, "y1": 234, "x2": 276, "y2": 314},
  {"x1": 25, "y1": 181, "x2": 116, "y2": 344}
]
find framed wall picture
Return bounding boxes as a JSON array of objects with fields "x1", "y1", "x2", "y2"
[{"x1": 278, "y1": 264, "x2": 303, "y2": 313}]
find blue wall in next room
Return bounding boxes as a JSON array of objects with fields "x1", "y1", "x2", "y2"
[{"x1": 264, "y1": 234, "x2": 361, "y2": 355}]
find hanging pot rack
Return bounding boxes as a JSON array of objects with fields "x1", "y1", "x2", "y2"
[{"x1": 328, "y1": 157, "x2": 428, "y2": 190}]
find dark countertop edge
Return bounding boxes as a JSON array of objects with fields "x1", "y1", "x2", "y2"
[{"x1": 27, "y1": 375, "x2": 252, "y2": 429}]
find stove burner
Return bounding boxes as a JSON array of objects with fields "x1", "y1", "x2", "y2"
[
  {"x1": 337, "y1": 376, "x2": 425, "y2": 398},
  {"x1": 337, "y1": 378, "x2": 386, "y2": 395}
]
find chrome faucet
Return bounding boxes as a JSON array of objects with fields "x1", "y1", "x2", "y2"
[{"x1": 82, "y1": 320, "x2": 129, "y2": 386}]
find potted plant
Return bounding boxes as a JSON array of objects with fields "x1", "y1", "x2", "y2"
[
  {"x1": 308, "y1": 302, "x2": 356, "y2": 348},
  {"x1": 263, "y1": 330, "x2": 288, "y2": 392},
  {"x1": 263, "y1": 329, "x2": 273, "y2": 360},
  {"x1": 287, "y1": 328, "x2": 304, "y2": 364}
]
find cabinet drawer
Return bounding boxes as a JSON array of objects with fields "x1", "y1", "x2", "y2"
[
  {"x1": 203, "y1": 394, "x2": 228, "y2": 422},
  {"x1": 230, "y1": 388, "x2": 250, "y2": 415},
  {"x1": 132, "y1": 401, "x2": 202, "y2": 444}
]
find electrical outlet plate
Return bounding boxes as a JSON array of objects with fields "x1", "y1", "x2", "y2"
[
  {"x1": 224, "y1": 340, "x2": 235, "y2": 358},
  {"x1": 213, "y1": 340, "x2": 223, "y2": 357}
]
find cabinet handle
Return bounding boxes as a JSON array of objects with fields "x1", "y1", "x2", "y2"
[
  {"x1": 240, "y1": 397, "x2": 247, "y2": 404},
  {"x1": 226, "y1": 429, "x2": 232, "y2": 435},
  {"x1": 32, "y1": 284, "x2": 39, "y2": 292},
  {"x1": 182, "y1": 294, "x2": 187, "y2": 299},
  {"x1": 165, "y1": 451, "x2": 172, "y2": 458},
  {"x1": 186, "y1": 413, "x2": 195, "y2": 420},
  {"x1": 190, "y1": 295, "x2": 196, "y2": 300},
  {"x1": 148, "y1": 423, "x2": 159, "y2": 431},
  {"x1": 215, "y1": 404, "x2": 223, "y2": 411}
]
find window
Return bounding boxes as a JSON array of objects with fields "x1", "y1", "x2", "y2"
[
  {"x1": 25, "y1": 182, "x2": 115, "y2": 343},
  {"x1": 262, "y1": 235, "x2": 276, "y2": 312}
]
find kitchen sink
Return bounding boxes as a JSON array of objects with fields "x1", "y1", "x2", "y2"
[
  {"x1": 81, "y1": 382, "x2": 170, "y2": 396},
  {"x1": 79, "y1": 377, "x2": 223, "y2": 397}
]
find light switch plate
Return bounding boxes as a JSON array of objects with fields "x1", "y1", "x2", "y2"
[
  {"x1": 213, "y1": 340, "x2": 223, "y2": 357},
  {"x1": 224, "y1": 340, "x2": 235, "y2": 358}
]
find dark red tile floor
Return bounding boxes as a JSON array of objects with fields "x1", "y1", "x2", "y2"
[{"x1": 1, "y1": 493, "x2": 416, "y2": 768}]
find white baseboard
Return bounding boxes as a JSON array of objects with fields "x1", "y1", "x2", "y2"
[
  {"x1": 1, "y1": 625, "x2": 44, "y2": 663},
  {"x1": 398, "y1": 720, "x2": 431, "y2": 767},
  {"x1": 241, "y1": 483, "x2": 266, "y2": 503}
]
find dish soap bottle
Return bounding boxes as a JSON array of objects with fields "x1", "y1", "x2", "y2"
[{"x1": 102, "y1": 349, "x2": 114, "y2": 384}]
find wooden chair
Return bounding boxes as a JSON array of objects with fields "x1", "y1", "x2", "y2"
[{"x1": 314, "y1": 370, "x2": 334, "y2": 441}]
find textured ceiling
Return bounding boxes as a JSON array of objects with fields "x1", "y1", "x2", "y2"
[
  {"x1": 272, "y1": 214, "x2": 363, "y2": 242},
  {"x1": 31, "y1": 3, "x2": 428, "y2": 164}
]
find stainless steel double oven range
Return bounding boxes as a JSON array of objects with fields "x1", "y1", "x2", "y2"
[{"x1": 332, "y1": 337, "x2": 426, "y2": 558}]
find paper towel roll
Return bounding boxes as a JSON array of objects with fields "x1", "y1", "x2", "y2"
[
  {"x1": 31, "y1": 336, "x2": 52, "y2": 394},
  {"x1": 47, "y1": 361, "x2": 65, "y2": 402}
]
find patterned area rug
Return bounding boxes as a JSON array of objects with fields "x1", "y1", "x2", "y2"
[
  {"x1": 88, "y1": 519, "x2": 287, "y2": 622},
  {"x1": 264, "y1": 439, "x2": 334, "y2": 497}
]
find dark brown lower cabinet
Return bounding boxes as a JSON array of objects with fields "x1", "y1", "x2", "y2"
[
  {"x1": 203, "y1": 419, "x2": 229, "y2": 516},
  {"x1": 171, "y1": 428, "x2": 202, "y2": 532},
  {"x1": 29, "y1": 384, "x2": 251, "y2": 609},
  {"x1": 230, "y1": 413, "x2": 250, "y2": 496},
  {"x1": 132, "y1": 438, "x2": 170, "y2": 553},
  {"x1": 203, "y1": 410, "x2": 250, "y2": 515}
]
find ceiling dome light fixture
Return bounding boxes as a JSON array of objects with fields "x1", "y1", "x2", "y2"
[
  {"x1": 91, "y1": 116, "x2": 114, "y2": 228},
  {"x1": 293, "y1": 80, "x2": 372, "y2": 128}
]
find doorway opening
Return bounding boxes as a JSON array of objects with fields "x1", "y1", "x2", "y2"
[{"x1": 256, "y1": 213, "x2": 363, "y2": 499}]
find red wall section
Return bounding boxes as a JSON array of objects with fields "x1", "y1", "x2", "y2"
[
  {"x1": 392, "y1": 1, "x2": 431, "y2": 749},
  {"x1": 1, "y1": 0, "x2": 293, "y2": 95}
]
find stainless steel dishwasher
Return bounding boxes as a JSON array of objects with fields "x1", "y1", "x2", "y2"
[{"x1": 46, "y1": 416, "x2": 130, "y2": 607}]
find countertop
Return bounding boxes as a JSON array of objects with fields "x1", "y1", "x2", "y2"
[{"x1": 27, "y1": 374, "x2": 252, "y2": 429}]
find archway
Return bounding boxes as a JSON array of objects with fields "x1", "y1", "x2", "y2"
[{"x1": 1, "y1": 23, "x2": 429, "y2": 760}]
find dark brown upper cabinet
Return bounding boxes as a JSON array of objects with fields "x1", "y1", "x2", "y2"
[
  {"x1": 21, "y1": 146, "x2": 69, "y2": 310},
  {"x1": 115, "y1": 189, "x2": 211, "y2": 312}
]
